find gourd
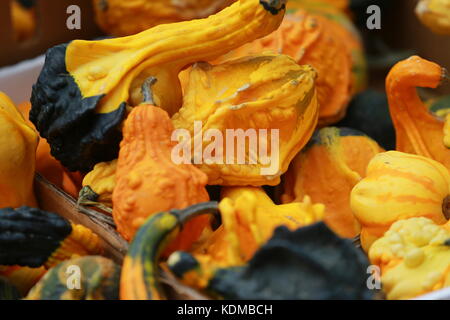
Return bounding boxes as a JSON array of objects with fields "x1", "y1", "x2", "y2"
[
  {"x1": 112, "y1": 79, "x2": 210, "y2": 249},
  {"x1": 120, "y1": 202, "x2": 220, "y2": 300},
  {"x1": 79, "y1": 159, "x2": 117, "y2": 211},
  {"x1": 386, "y1": 56, "x2": 450, "y2": 169},
  {"x1": 195, "y1": 187, "x2": 324, "y2": 266},
  {"x1": 30, "y1": 0, "x2": 287, "y2": 172},
  {"x1": 416, "y1": 0, "x2": 450, "y2": 35},
  {"x1": 173, "y1": 54, "x2": 319, "y2": 186},
  {"x1": 0, "y1": 206, "x2": 103, "y2": 269},
  {"x1": 213, "y1": 4, "x2": 366, "y2": 125},
  {"x1": 350, "y1": 151, "x2": 450, "y2": 252},
  {"x1": 0, "y1": 93, "x2": 38, "y2": 208},
  {"x1": 18, "y1": 101, "x2": 82, "y2": 198},
  {"x1": 26, "y1": 256, "x2": 121, "y2": 300},
  {"x1": 12, "y1": 0, "x2": 36, "y2": 42},
  {"x1": 336, "y1": 90, "x2": 395, "y2": 150},
  {"x1": 282, "y1": 127, "x2": 383, "y2": 238},
  {"x1": 92, "y1": 0, "x2": 236, "y2": 37},
  {"x1": 168, "y1": 222, "x2": 373, "y2": 299},
  {"x1": 369, "y1": 217, "x2": 450, "y2": 300}
]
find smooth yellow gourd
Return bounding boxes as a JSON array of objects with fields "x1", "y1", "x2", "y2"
[{"x1": 0, "y1": 92, "x2": 38, "y2": 208}]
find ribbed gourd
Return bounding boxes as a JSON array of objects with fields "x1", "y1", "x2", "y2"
[
  {"x1": 173, "y1": 54, "x2": 319, "y2": 186},
  {"x1": 416, "y1": 0, "x2": 450, "y2": 35},
  {"x1": 0, "y1": 93, "x2": 38, "y2": 208},
  {"x1": 369, "y1": 217, "x2": 450, "y2": 300},
  {"x1": 26, "y1": 256, "x2": 121, "y2": 300},
  {"x1": 351, "y1": 151, "x2": 450, "y2": 251},
  {"x1": 386, "y1": 56, "x2": 450, "y2": 170},
  {"x1": 92, "y1": 0, "x2": 236, "y2": 36},
  {"x1": 30, "y1": 0, "x2": 287, "y2": 172},
  {"x1": 212, "y1": 2, "x2": 366, "y2": 125},
  {"x1": 112, "y1": 80, "x2": 210, "y2": 250},
  {"x1": 282, "y1": 127, "x2": 384, "y2": 238}
]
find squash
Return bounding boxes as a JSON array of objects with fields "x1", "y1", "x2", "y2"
[
  {"x1": 79, "y1": 159, "x2": 117, "y2": 211},
  {"x1": 416, "y1": 0, "x2": 450, "y2": 35},
  {"x1": 120, "y1": 202, "x2": 220, "y2": 300},
  {"x1": 336, "y1": 90, "x2": 395, "y2": 150},
  {"x1": 18, "y1": 101, "x2": 82, "y2": 198},
  {"x1": 169, "y1": 222, "x2": 374, "y2": 299},
  {"x1": 92, "y1": 0, "x2": 236, "y2": 37},
  {"x1": 112, "y1": 78, "x2": 210, "y2": 250},
  {"x1": 30, "y1": 0, "x2": 287, "y2": 172},
  {"x1": 166, "y1": 187, "x2": 324, "y2": 290},
  {"x1": 369, "y1": 217, "x2": 450, "y2": 300},
  {"x1": 173, "y1": 54, "x2": 318, "y2": 186},
  {"x1": 282, "y1": 127, "x2": 383, "y2": 238},
  {"x1": 386, "y1": 56, "x2": 450, "y2": 169},
  {"x1": 0, "y1": 93, "x2": 38, "y2": 208},
  {"x1": 0, "y1": 206, "x2": 103, "y2": 269},
  {"x1": 213, "y1": 4, "x2": 366, "y2": 125},
  {"x1": 11, "y1": 0, "x2": 36, "y2": 42},
  {"x1": 26, "y1": 256, "x2": 121, "y2": 300},
  {"x1": 350, "y1": 151, "x2": 450, "y2": 252}
]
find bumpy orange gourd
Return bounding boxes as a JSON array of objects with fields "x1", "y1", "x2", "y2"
[
  {"x1": 0, "y1": 93, "x2": 37, "y2": 208},
  {"x1": 282, "y1": 127, "x2": 384, "y2": 238},
  {"x1": 387, "y1": 56, "x2": 450, "y2": 169},
  {"x1": 92, "y1": 0, "x2": 236, "y2": 37},
  {"x1": 112, "y1": 85, "x2": 210, "y2": 250},
  {"x1": 213, "y1": 5, "x2": 365, "y2": 125}
]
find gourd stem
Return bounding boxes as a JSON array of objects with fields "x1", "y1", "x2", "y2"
[
  {"x1": 141, "y1": 77, "x2": 158, "y2": 105},
  {"x1": 172, "y1": 201, "x2": 220, "y2": 225},
  {"x1": 442, "y1": 195, "x2": 450, "y2": 220}
]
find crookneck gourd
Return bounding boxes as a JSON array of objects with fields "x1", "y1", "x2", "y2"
[
  {"x1": 211, "y1": 4, "x2": 366, "y2": 125},
  {"x1": 92, "y1": 0, "x2": 236, "y2": 37},
  {"x1": 173, "y1": 54, "x2": 318, "y2": 186},
  {"x1": 416, "y1": 0, "x2": 450, "y2": 35},
  {"x1": 0, "y1": 93, "x2": 38, "y2": 208},
  {"x1": 0, "y1": 206, "x2": 103, "y2": 269},
  {"x1": 30, "y1": 0, "x2": 287, "y2": 172},
  {"x1": 369, "y1": 217, "x2": 450, "y2": 300},
  {"x1": 351, "y1": 151, "x2": 450, "y2": 252},
  {"x1": 386, "y1": 56, "x2": 450, "y2": 169},
  {"x1": 26, "y1": 256, "x2": 121, "y2": 300},
  {"x1": 112, "y1": 81, "x2": 210, "y2": 250},
  {"x1": 120, "y1": 202, "x2": 220, "y2": 300},
  {"x1": 282, "y1": 127, "x2": 384, "y2": 238}
]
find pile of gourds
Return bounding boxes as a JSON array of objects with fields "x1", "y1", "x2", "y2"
[{"x1": 0, "y1": 0, "x2": 449, "y2": 300}]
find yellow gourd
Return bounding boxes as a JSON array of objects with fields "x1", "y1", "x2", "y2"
[
  {"x1": 0, "y1": 92, "x2": 38, "y2": 208},
  {"x1": 172, "y1": 54, "x2": 318, "y2": 186},
  {"x1": 416, "y1": 0, "x2": 450, "y2": 35},
  {"x1": 351, "y1": 151, "x2": 450, "y2": 251}
]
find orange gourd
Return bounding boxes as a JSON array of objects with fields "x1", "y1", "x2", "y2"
[
  {"x1": 386, "y1": 56, "x2": 450, "y2": 169},
  {"x1": 282, "y1": 127, "x2": 383, "y2": 238},
  {"x1": 212, "y1": 5, "x2": 365, "y2": 125},
  {"x1": 112, "y1": 79, "x2": 210, "y2": 251}
]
